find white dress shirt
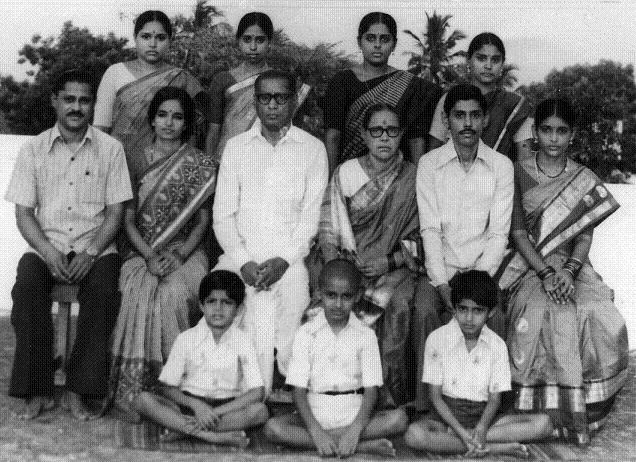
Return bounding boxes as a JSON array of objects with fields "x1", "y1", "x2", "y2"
[
  {"x1": 416, "y1": 140, "x2": 514, "y2": 286},
  {"x1": 286, "y1": 311, "x2": 383, "y2": 393},
  {"x1": 422, "y1": 318, "x2": 511, "y2": 402},
  {"x1": 5, "y1": 124, "x2": 132, "y2": 256},
  {"x1": 213, "y1": 120, "x2": 328, "y2": 268},
  {"x1": 159, "y1": 318, "x2": 264, "y2": 399}
]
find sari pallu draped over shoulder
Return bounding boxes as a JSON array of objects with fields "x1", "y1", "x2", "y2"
[
  {"x1": 340, "y1": 71, "x2": 415, "y2": 164},
  {"x1": 104, "y1": 144, "x2": 217, "y2": 419},
  {"x1": 110, "y1": 67, "x2": 209, "y2": 174},
  {"x1": 483, "y1": 89, "x2": 532, "y2": 160},
  {"x1": 499, "y1": 159, "x2": 629, "y2": 442},
  {"x1": 214, "y1": 73, "x2": 311, "y2": 162},
  {"x1": 316, "y1": 154, "x2": 419, "y2": 405}
]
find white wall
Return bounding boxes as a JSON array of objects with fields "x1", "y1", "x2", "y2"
[{"x1": 0, "y1": 134, "x2": 634, "y2": 348}]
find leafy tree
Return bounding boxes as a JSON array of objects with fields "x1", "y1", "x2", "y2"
[
  {"x1": 0, "y1": 21, "x2": 134, "y2": 134},
  {"x1": 518, "y1": 60, "x2": 636, "y2": 178},
  {"x1": 404, "y1": 11, "x2": 466, "y2": 87}
]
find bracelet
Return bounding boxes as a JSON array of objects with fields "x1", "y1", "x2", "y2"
[
  {"x1": 172, "y1": 250, "x2": 186, "y2": 264},
  {"x1": 387, "y1": 253, "x2": 397, "y2": 272},
  {"x1": 562, "y1": 258, "x2": 583, "y2": 278},
  {"x1": 537, "y1": 266, "x2": 556, "y2": 281}
]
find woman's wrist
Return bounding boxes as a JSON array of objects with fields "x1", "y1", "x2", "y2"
[
  {"x1": 537, "y1": 265, "x2": 556, "y2": 281},
  {"x1": 172, "y1": 249, "x2": 186, "y2": 264},
  {"x1": 386, "y1": 252, "x2": 398, "y2": 272}
]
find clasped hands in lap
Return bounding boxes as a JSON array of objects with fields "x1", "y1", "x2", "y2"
[{"x1": 241, "y1": 258, "x2": 289, "y2": 291}]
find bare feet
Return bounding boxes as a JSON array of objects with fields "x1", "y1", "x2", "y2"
[
  {"x1": 357, "y1": 438, "x2": 396, "y2": 457},
  {"x1": 488, "y1": 442, "x2": 530, "y2": 459},
  {"x1": 159, "y1": 428, "x2": 187, "y2": 443},
  {"x1": 195, "y1": 429, "x2": 250, "y2": 448},
  {"x1": 13, "y1": 396, "x2": 54, "y2": 420},
  {"x1": 61, "y1": 391, "x2": 96, "y2": 421}
]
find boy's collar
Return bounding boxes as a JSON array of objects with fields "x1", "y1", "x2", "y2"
[
  {"x1": 193, "y1": 317, "x2": 234, "y2": 344},
  {"x1": 448, "y1": 318, "x2": 492, "y2": 346},
  {"x1": 310, "y1": 309, "x2": 365, "y2": 333}
]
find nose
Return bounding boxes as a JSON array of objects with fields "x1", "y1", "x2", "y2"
[
  {"x1": 379, "y1": 128, "x2": 390, "y2": 140},
  {"x1": 267, "y1": 97, "x2": 279, "y2": 109},
  {"x1": 484, "y1": 59, "x2": 493, "y2": 70},
  {"x1": 463, "y1": 114, "x2": 474, "y2": 128},
  {"x1": 249, "y1": 39, "x2": 257, "y2": 51}
]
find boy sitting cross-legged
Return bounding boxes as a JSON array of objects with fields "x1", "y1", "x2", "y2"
[
  {"x1": 404, "y1": 270, "x2": 552, "y2": 457},
  {"x1": 264, "y1": 259, "x2": 408, "y2": 458},
  {"x1": 134, "y1": 270, "x2": 268, "y2": 447}
]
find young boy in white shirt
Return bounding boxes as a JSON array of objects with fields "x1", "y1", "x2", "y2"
[
  {"x1": 134, "y1": 271, "x2": 268, "y2": 447},
  {"x1": 405, "y1": 270, "x2": 552, "y2": 457},
  {"x1": 264, "y1": 259, "x2": 408, "y2": 457}
]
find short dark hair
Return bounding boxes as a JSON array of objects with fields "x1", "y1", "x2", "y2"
[
  {"x1": 535, "y1": 97, "x2": 577, "y2": 129},
  {"x1": 236, "y1": 12, "x2": 273, "y2": 40},
  {"x1": 467, "y1": 32, "x2": 506, "y2": 60},
  {"x1": 147, "y1": 86, "x2": 196, "y2": 142},
  {"x1": 134, "y1": 10, "x2": 173, "y2": 38},
  {"x1": 199, "y1": 270, "x2": 246, "y2": 306},
  {"x1": 450, "y1": 270, "x2": 498, "y2": 310},
  {"x1": 51, "y1": 69, "x2": 96, "y2": 97},
  {"x1": 255, "y1": 69, "x2": 296, "y2": 95},
  {"x1": 362, "y1": 103, "x2": 401, "y2": 129},
  {"x1": 444, "y1": 84, "x2": 488, "y2": 115},
  {"x1": 357, "y1": 12, "x2": 397, "y2": 42},
  {"x1": 318, "y1": 258, "x2": 362, "y2": 291}
]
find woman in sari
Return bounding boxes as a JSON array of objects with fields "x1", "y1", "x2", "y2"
[
  {"x1": 315, "y1": 103, "x2": 421, "y2": 407},
  {"x1": 429, "y1": 33, "x2": 533, "y2": 162},
  {"x1": 208, "y1": 12, "x2": 311, "y2": 161},
  {"x1": 94, "y1": 10, "x2": 212, "y2": 162},
  {"x1": 500, "y1": 98, "x2": 629, "y2": 445},
  {"x1": 106, "y1": 87, "x2": 218, "y2": 419},
  {"x1": 323, "y1": 12, "x2": 442, "y2": 174}
]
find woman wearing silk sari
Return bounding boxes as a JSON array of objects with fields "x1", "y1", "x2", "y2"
[
  {"x1": 314, "y1": 104, "x2": 421, "y2": 407},
  {"x1": 499, "y1": 98, "x2": 628, "y2": 445},
  {"x1": 94, "y1": 10, "x2": 212, "y2": 161},
  {"x1": 429, "y1": 33, "x2": 533, "y2": 162},
  {"x1": 106, "y1": 87, "x2": 218, "y2": 419},
  {"x1": 208, "y1": 12, "x2": 311, "y2": 162},
  {"x1": 323, "y1": 12, "x2": 442, "y2": 174}
]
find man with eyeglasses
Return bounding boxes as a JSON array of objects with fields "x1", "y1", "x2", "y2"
[
  {"x1": 413, "y1": 84, "x2": 514, "y2": 413},
  {"x1": 213, "y1": 69, "x2": 328, "y2": 397}
]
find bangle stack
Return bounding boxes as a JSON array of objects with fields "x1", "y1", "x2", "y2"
[
  {"x1": 562, "y1": 257, "x2": 583, "y2": 279},
  {"x1": 387, "y1": 253, "x2": 398, "y2": 272},
  {"x1": 537, "y1": 265, "x2": 556, "y2": 281}
]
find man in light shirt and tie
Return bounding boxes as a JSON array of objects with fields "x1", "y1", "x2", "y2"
[
  {"x1": 413, "y1": 83, "x2": 514, "y2": 412},
  {"x1": 213, "y1": 69, "x2": 328, "y2": 396}
]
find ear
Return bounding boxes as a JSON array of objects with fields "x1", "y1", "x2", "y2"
[
  {"x1": 531, "y1": 123, "x2": 537, "y2": 140},
  {"x1": 50, "y1": 93, "x2": 58, "y2": 107},
  {"x1": 442, "y1": 110, "x2": 449, "y2": 129},
  {"x1": 483, "y1": 112, "x2": 490, "y2": 127},
  {"x1": 487, "y1": 308, "x2": 496, "y2": 320},
  {"x1": 354, "y1": 287, "x2": 363, "y2": 304}
]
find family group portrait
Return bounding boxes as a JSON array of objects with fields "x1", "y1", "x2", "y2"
[{"x1": 0, "y1": 0, "x2": 633, "y2": 460}]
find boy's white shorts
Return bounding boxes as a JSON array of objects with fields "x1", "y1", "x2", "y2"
[{"x1": 307, "y1": 392, "x2": 363, "y2": 430}]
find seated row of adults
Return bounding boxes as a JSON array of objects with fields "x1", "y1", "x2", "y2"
[{"x1": 5, "y1": 9, "x2": 628, "y2": 448}]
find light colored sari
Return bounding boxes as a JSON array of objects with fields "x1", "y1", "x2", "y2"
[
  {"x1": 501, "y1": 156, "x2": 629, "y2": 442},
  {"x1": 214, "y1": 70, "x2": 312, "y2": 162},
  {"x1": 110, "y1": 66, "x2": 208, "y2": 174},
  {"x1": 313, "y1": 154, "x2": 420, "y2": 405},
  {"x1": 105, "y1": 144, "x2": 218, "y2": 419}
]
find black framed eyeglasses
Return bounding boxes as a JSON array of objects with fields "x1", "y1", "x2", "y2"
[
  {"x1": 366, "y1": 126, "x2": 402, "y2": 138},
  {"x1": 255, "y1": 93, "x2": 294, "y2": 105}
]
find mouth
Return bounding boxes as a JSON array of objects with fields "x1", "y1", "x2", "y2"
[
  {"x1": 372, "y1": 52, "x2": 384, "y2": 58},
  {"x1": 460, "y1": 130, "x2": 475, "y2": 136}
]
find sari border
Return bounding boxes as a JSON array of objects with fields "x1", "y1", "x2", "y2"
[
  {"x1": 137, "y1": 144, "x2": 189, "y2": 214},
  {"x1": 493, "y1": 94, "x2": 526, "y2": 151},
  {"x1": 225, "y1": 74, "x2": 259, "y2": 96},
  {"x1": 114, "y1": 65, "x2": 179, "y2": 100}
]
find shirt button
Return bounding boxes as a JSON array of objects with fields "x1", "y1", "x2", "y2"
[
  {"x1": 69, "y1": 182, "x2": 73, "y2": 186},
  {"x1": 67, "y1": 206, "x2": 72, "y2": 211},
  {"x1": 69, "y1": 227, "x2": 73, "y2": 232},
  {"x1": 70, "y1": 157, "x2": 75, "y2": 162}
]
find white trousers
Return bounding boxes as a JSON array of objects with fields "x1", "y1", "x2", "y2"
[{"x1": 214, "y1": 255, "x2": 309, "y2": 393}]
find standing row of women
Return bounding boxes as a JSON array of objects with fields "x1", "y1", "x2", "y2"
[{"x1": 93, "y1": 8, "x2": 628, "y2": 444}]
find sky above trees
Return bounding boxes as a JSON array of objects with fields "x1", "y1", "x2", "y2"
[{"x1": 1, "y1": 0, "x2": 635, "y2": 86}]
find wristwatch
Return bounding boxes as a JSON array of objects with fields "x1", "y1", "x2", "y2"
[{"x1": 85, "y1": 244, "x2": 99, "y2": 260}]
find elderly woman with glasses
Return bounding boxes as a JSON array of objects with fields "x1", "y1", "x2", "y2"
[{"x1": 312, "y1": 102, "x2": 422, "y2": 407}]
